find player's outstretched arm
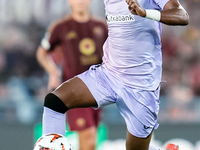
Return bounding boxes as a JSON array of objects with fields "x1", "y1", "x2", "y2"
[{"x1": 126, "y1": 0, "x2": 189, "y2": 26}]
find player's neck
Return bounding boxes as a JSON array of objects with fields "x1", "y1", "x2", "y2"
[{"x1": 71, "y1": 11, "x2": 90, "y2": 23}]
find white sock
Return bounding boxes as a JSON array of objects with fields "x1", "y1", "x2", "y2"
[
  {"x1": 149, "y1": 145, "x2": 163, "y2": 150},
  {"x1": 42, "y1": 107, "x2": 66, "y2": 136}
]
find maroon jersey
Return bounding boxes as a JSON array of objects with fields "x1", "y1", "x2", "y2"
[{"x1": 45, "y1": 15, "x2": 108, "y2": 81}]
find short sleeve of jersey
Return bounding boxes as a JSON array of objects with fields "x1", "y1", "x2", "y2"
[
  {"x1": 41, "y1": 24, "x2": 61, "y2": 51},
  {"x1": 153, "y1": 0, "x2": 170, "y2": 10}
]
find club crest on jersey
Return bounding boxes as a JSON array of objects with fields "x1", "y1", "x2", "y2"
[
  {"x1": 79, "y1": 38, "x2": 95, "y2": 56},
  {"x1": 79, "y1": 38, "x2": 99, "y2": 65},
  {"x1": 106, "y1": 12, "x2": 135, "y2": 23}
]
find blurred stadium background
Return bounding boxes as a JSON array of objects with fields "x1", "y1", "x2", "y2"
[{"x1": 0, "y1": 0, "x2": 200, "y2": 150}]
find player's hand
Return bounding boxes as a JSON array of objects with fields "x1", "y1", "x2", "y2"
[
  {"x1": 126, "y1": 0, "x2": 146, "y2": 17},
  {"x1": 48, "y1": 74, "x2": 61, "y2": 92}
]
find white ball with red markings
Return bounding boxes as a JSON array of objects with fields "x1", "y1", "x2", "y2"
[{"x1": 33, "y1": 133, "x2": 73, "y2": 150}]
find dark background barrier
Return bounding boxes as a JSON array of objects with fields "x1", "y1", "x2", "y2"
[{"x1": 0, "y1": 122, "x2": 199, "y2": 150}]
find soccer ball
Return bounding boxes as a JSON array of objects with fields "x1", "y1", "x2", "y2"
[{"x1": 33, "y1": 133, "x2": 73, "y2": 150}]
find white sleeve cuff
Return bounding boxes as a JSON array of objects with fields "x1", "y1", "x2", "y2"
[
  {"x1": 145, "y1": 9, "x2": 161, "y2": 21},
  {"x1": 41, "y1": 32, "x2": 50, "y2": 50}
]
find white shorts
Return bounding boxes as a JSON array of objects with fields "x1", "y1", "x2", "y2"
[{"x1": 77, "y1": 64, "x2": 160, "y2": 138}]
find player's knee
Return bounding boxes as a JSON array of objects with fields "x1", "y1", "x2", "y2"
[{"x1": 44, "y1": 93, "x2": 68, "y2": 114}]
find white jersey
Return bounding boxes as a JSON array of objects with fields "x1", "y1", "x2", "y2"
[{"x1": 102, "y1": 0, "x2": 169, "y2": 90}]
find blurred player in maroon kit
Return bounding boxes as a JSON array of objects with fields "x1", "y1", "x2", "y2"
[{"x1": 36, "y1": 0, "x2": 108, "y2": 150}]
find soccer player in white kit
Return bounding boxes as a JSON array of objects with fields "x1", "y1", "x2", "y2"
[{"x1": 42, "y1": 0, "x2": 189, "y2": 150}]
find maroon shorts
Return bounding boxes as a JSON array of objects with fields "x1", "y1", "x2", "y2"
[{"x1": 66, "y1": 108, "x2": 102, "y2": 131}]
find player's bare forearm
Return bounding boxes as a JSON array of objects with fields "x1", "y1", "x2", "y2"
[
  {"x1": 126, "y1": 0, "x2": 189, "y2": 26},
  {"x1": 36, "y1": 46, "x2": 60, "y2": 77},
  {"x1": 160, "y1": 0, "x2": 189, "y2": 25},
  {"x1": 36, "y1": 46, "x2": 61, "y2": 91}
]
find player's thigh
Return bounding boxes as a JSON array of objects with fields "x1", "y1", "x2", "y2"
[
  {"x1": 53, "y1": 77, "x2": 97, "y2": 109},
  {"x1": 126, "y1": 130, "x2": 152, "y2": 150}
]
